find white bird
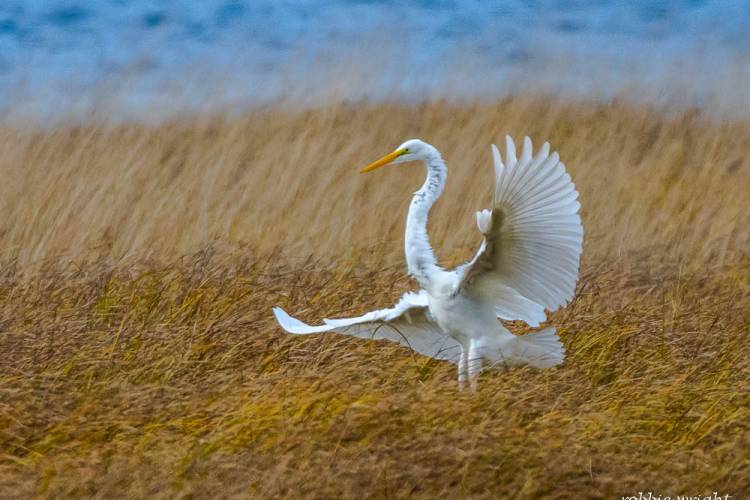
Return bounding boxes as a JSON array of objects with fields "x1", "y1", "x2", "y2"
[{"x1": 273, "y1": 137, "x2": 583, "y2": 390}]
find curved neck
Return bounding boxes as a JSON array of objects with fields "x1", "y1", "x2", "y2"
[{"x1": 405, "y1": 151, "x2": 446, "y2": 291}]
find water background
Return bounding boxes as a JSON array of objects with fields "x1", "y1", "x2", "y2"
[{"x1": 1, "y1": 0, "x2": 749, "y2": 122}]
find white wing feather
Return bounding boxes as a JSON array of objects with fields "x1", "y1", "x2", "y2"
[
  {"x1": 458, "y1": 136, "x2": 583, "y2": 320},
  {"x1": 273, "y1": 290, "x2": 461, "y2": 364}
]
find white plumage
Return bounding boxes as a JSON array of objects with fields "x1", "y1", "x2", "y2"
[
  {"x1": 274, "y1": 290, "x2": 462, "y2": 363},
  {"x1": 273, "y1": 136, "x2": 583, "y2": 390}
]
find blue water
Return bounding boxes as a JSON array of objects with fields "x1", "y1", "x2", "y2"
[{"x1": 1, "y1": 0, "x2": 749, "y2": 121}]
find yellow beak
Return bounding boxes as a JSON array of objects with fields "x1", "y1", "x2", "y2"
[{"x1": 360, "y1": 148, "x2": 408, "y2": 173}]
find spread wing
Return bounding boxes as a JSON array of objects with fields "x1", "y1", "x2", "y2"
[
  {"x1": 457, "y1": 136, "x2": 583, "y2": 325},
  {"x1": 273, "y1": 290, "x2": 461, "y2": 364}
]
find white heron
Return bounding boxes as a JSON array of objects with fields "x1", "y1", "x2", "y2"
[{"x1": 273, "y1": 136, "x2": 582, "y2": 390}]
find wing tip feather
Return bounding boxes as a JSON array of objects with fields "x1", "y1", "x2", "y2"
[{"x1": 273, "y1": 306, "x2": 330, "y2": 334}]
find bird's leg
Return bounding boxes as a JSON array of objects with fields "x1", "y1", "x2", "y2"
[
  {"x1": 468, "y1": 339, "x2": 483, "y2": 392},
  {"x1": 458, "y1": 346, "x2": 468, "y2": 391}
]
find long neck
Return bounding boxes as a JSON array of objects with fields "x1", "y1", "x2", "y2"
[{"x1": 405, "y1": 152, "x2": 447, "y2": 291}]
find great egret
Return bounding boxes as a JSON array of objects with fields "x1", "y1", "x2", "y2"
[{"x1": 274, "y1": 137, "x2": 582, "y2": 390}]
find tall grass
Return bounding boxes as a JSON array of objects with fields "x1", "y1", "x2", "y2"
[
  {"x1": 2, "y1": 97, "x2": 747, "y2": 269},
  {"x1": 0, "y1": 95, "x2": 749, "y2": 497}
]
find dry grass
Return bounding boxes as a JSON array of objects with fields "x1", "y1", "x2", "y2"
[
  {"x1": 0, "y1": 96, "x2": 749, "y2": 498},
  {"x1": 2, "y1": 97, "x2": 748, "y2": 268}
]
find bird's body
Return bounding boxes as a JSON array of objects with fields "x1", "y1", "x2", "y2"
[{"x1": 274, "y1": 137, "x2": 582, "y2": 389}]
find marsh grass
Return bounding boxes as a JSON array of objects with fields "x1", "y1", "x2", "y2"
[
  {"x1": 1, "y1": 97, "x2": 748, "y2": 269},
  {"x1": 0, "y1": 96, "x2": 749, "y2": 498}
]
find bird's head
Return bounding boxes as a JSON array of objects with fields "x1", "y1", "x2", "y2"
[{"x1": 360, "y1": 139, "x2": 436, "y2": 173}]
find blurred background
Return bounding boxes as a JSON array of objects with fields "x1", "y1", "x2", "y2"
[{"x1": 1, "y1": 0, "x2": 749, "y2": 123}]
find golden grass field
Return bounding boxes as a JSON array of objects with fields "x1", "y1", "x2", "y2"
[{"x1": 0, "y1": 96, "x2": 749, "y2": 498}]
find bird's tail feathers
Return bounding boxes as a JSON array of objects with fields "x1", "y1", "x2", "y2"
[
  {"x1": 483, "y1": 327, "x2": 565, "y2": 369},
  {"x1": 511, "y1": 327, "x2": 565, "y2": 368}
]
